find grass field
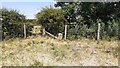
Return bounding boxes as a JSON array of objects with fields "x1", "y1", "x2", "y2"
[{"x1": 0, "y1": 36, "x2": 118, "y2": 66}]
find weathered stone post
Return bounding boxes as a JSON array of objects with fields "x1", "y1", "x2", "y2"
[{"x1": 58, "y1": 33, "x2": 63, "y2": 40}]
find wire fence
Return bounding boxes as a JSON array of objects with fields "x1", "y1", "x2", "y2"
[
  {"x1": 2, "y1": 22, "x2": 119, "y2": 41},
  {"x1": 2, "y1": 23, "x2": 38, "y2": 40}
]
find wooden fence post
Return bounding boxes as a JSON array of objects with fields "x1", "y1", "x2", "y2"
[
  {"x1": 97, "y1": 23, "x2": 100, "y2": 40},
  {"x1": 64, "y1": 24, "x2": 67, "y2": 40},
  {"x1": 42, "y1": 27, "x2": 45, "y2": 36},
  {"x1": 23, "y1": 23, "x2": 26, "y2": 38}
]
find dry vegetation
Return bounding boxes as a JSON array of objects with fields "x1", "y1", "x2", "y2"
[{"x1": 0, "y1": 36, "x2": 118, "y2": 66}]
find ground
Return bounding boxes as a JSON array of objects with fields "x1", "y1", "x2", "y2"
[{"x1": 0, "y1": 36, "x2": 118, "y2": 66}]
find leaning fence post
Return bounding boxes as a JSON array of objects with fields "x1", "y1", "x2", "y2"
[
  {"x1": 64, "y1": 24, "x2": 67, "y2": 40},
  {"x1": 23, "y1": 23, "x2": 26, "y2": 38}
]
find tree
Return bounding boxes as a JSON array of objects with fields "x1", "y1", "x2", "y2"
[
  {"x1": 1, "y1": 8, "x2": 26, "y2": 39},
  {"x1": 55, "y1": 2, "x2": 120, "y2": 40},
  {"x1": 55, "y1": 2, "x2": 120, "y2": 24},
  {"x1": 36, "y1": 7, "x2": 67, "y2": 35}
]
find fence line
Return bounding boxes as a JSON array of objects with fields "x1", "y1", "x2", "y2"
[{"x1": 45, "y1": 31, "x2": 58, "y2": 39}]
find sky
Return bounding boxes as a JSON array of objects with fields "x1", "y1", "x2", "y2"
[
  {"x1": 1, "y1": 0, "x2": 56, "y2": 2},
  {"x1": 2, "y1": 1, "x2": 56, "y2": 19}
]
